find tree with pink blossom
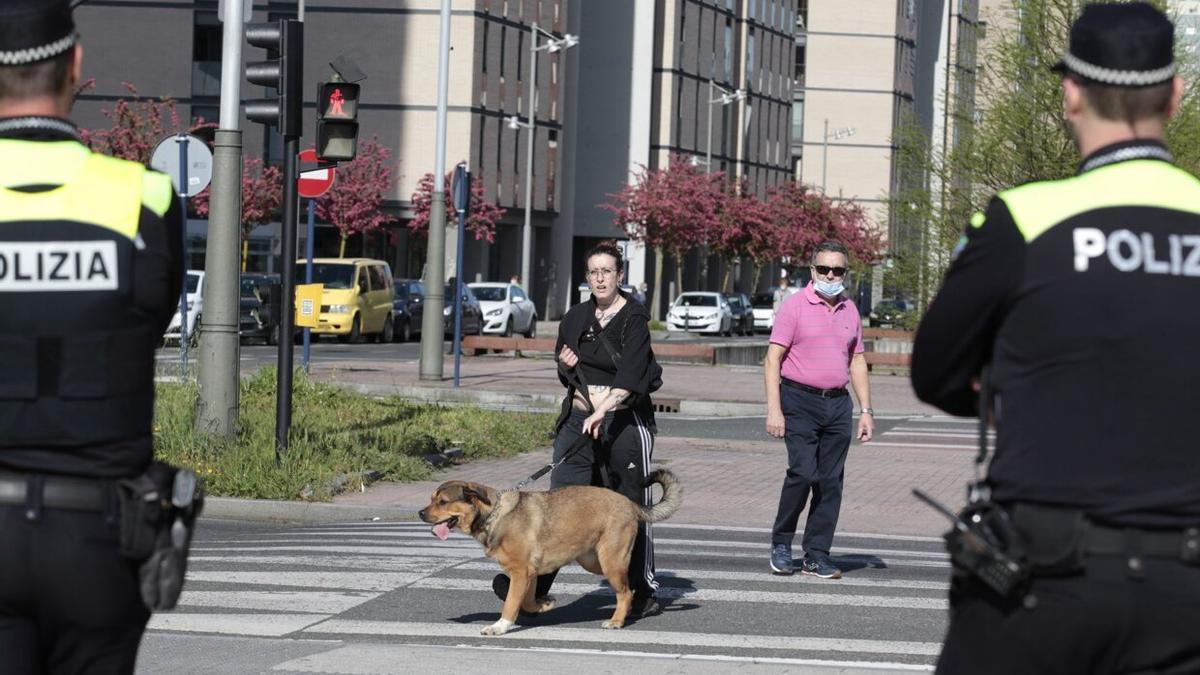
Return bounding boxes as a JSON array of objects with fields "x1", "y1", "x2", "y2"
[
  {"x1": 192, "y1": 158, "x2": 282, "y2": 271},
  {"x1": 408, "y1": 165, "x2": 506, "y2": 244},
  {"x1": 316, "y1": 139, "x2": 398, "y2": 258},
  {"x1": 767, "y1": 181, "x2": 885, "y2": 272},
  {"x1": 602, "y1": 155, "x2": 724, "y2": 318},
  {"x1": 710, "y1": 180, "x2": 774, "y2": 292},
  {"x1": 79, "y1": 82, "x2": 214, "y2": 163}
]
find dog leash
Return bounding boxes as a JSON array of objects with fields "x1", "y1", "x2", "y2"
[{"x1": 510, "y1": 434, "x2": 594, "y2": 491}]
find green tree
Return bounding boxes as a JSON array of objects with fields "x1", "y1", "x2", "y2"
[{"x1": 887, "y1": 0, "x2": 1200, "y2": 307}]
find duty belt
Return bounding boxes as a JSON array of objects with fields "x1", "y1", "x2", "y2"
[
  {"x1": 782, "y1": 378, "x2": 848, "y2": 398},
  {"x1": 1084, "y1": 522, "x2": 1200, "y2": 565},
  {"x1": 0, "y1": 471, "x2": 110, "y2": 512}
]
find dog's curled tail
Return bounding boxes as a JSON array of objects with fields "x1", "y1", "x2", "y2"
[{"x1": 640, "y1": 467, "x2": 683, "y2": 523}]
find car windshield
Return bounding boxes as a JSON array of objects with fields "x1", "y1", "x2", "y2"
[
  {"x1": 751, "y1": 293, "x2": 774, "y2": 308},
  {"x1": 394, "y1": 285, "x2": 408, "y2": 300},
  {"x1": 185, "y1": 273, "x2": 201, "y2": 294},
  {"x1": 726, "y1": 296, "x2": 743, "y2": 308},
  {"x1": 298, "y1": 264, "x2": 356, "y2": 289},
  {"x1": 471, "y1": 286, "x2": 507, "y2": 301},
  {"x1": 676, "y1": 295, "x2": 716, "y2": 307}
]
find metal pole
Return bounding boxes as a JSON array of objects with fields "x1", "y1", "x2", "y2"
[
  {"x1": 453, "y1": 206, "x2": 465, "y2": 388},
  {"x1": 274, "y1": 137, "x2": 300, "y2": 460},
  {"x1": 196, "y1": 0, "x2": 245, "y2": 437},
  {"x1": 302, "y1": 198, "x2": 315, "y2": 373},
  {"x1": 175, "y1": 134, "x2": 190, "y2": 377},
  {"x1": 520, "y1": 22, "x2": 538, "y2": 294},
  {"x1": 419, "y1": 0, "x2": 453, "y2": 381},
  {"x1": 822, "y1": 118, "x2": 828, "y2": 192},
  {"x1": 707, "y1": 80, "x2": 714, "y2": 174}
]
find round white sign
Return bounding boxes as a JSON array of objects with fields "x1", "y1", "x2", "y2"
[{"x1": 150, "y1": 134, "x2": 214, "y2": 198}]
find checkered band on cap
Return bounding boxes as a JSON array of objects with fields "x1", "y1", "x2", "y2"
[
  {"x1": 1062, "y1": 52, "x2": 1176, "y2": 87},
  {"x1": 0, "y1": 33, "x2": 77, "y2": 66}
]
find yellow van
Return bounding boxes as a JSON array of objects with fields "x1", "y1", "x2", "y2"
[{"x1": 295, "y1": 258, "x2": 394, "y2": 342}]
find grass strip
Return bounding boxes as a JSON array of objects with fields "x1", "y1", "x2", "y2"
[{"x1": 154, "y1": 367, "x2": 555, "y2": 501}]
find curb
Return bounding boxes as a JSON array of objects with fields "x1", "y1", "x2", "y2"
[
  {"x1": 324, "y1": 380, "x2": 768, "y2": 416},
  {"x1": 203, "y1": 496, "x2": 417, "y2": 524}
]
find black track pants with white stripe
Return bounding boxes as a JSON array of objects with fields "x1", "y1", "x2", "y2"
[{"x1": 548, "y1": 408, "x2": 658, "y2": 597}]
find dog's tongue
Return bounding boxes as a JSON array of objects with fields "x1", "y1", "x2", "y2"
[{"x1": 432, "y1": 522, "x2": 451, "y2": 540}]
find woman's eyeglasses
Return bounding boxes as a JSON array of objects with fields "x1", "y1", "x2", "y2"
[
  {"x1": 813, "y1": 265, "x2": 847, "y2": 277},
  {"x1": 587, "y1": 268, "x2": 617, "y2": 280}
]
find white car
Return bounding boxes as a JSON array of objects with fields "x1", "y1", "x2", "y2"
[
  {"x1": 667, "y1": 292, "x2": 733, "y2": 335},
  {"x1": 750, "y1": 292, "x2": 776, "y2": 333},
  {"x1": 165, "y1": 270, "x2": 204, "y2": 342},
  {"x1": 469, "y1": 282, "x2": 537, "y2": 337}
]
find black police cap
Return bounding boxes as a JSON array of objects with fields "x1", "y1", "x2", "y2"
[
  {"x1": 1052, "y1": 2, "x2": 1176, "y2": 87},
  {"x1": 0, "y1": 0, "x2": 81, "y2": 67}
]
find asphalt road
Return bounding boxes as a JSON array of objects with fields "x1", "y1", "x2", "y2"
[{"x1": 138, "y1": 518, "x2": 949, "y2": 674}]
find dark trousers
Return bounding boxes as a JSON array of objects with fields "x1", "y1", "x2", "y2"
[
  {"x1": 938, "y1": 558, "x2": 1200, "y2": 674},
  {"x1": 0, "y1": 504, "x2": 149, "y2": 675},
  {"x1": 771, "y1": 385, "x2": 852, "y2": 559},
  {"x1": 546, "y1": 408, "x2": 658, "y2": 597}
]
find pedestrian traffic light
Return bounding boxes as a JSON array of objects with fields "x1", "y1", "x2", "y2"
[
  {"x1": 316, "y1": 80, "x2": 360, "y2": 161},
  {"x1": 244, "y1": 19, "x2": 304, "y2": 138}
]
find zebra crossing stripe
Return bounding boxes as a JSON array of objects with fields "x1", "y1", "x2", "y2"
[
  {"x1": 407, "y1": 578, "x2": 948, "y2": 610},
  {"x1": 450, "y1": 561, "x2": 951, "y2": 591},
  {"x1": 190, "y1": 544, "x2": 950, "y2": 569},
  {"x1": 148, "y1": 612, "x2": 329, "y2": 637},
  {"x1": 271, "y1": 642, "x2": 935, "y2": 672},
  {"x1": 300, "y1": 619, "x2": 944, "y2": 657},
  {"x1": 206, "y1": 534, "x2": 948, "y2": 561},
  {"x1": 187, "y1": 554, "x2": 451, "y2": 573},
  {"x1": 184, "y1": 571, "x2": 426, "y2": 591},
  {"x1": 177, "y1": 590, "x2": 380, "y2": 613}
]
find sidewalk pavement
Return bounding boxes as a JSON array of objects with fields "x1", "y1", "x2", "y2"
[{"x1": 270, "y1": 354, "x2": 972, "y2": 541}]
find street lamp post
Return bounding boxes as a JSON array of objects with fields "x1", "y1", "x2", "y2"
[
  {"x1": 821, "y1": 118, "x2": 855, "y2": 193},
  {"x1": 705, "y1": 80, "x2": 746, "y2": 174},
  {"x1": 517, "y1": 23, "x2": 579, "y2": 295}
]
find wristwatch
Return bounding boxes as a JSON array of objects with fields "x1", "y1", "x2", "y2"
[{"x1": 861, "y1": 408, "x2": 875, "y2": 416}]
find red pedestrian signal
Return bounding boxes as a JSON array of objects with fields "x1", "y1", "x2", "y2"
[
  {"x1": 316, "y1": 80, "x2": 360, "y2": 161},
  {"x1": 319, "y1": 82, "x2": 358, "y2": 120}
]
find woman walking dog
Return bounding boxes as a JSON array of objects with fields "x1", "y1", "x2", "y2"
[{"x1": 493, "y1": 240, "x2": 665, "y2": 620}]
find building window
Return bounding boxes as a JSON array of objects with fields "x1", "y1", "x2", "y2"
[{"x1": 192, "y1": 10, "x2": 222, "y2": 97}]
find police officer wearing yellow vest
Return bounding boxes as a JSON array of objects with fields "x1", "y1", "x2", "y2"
[
  {"x1": 912, "y1": 3, "x2": 1200, "y2": 673},
  {"x1": 0, "y1": 1, "x2": 189, "y2": 672}
]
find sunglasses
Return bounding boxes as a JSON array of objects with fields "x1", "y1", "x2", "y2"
[{"x1": 813, "y1": 265, "x2": 848, "y2": 277}]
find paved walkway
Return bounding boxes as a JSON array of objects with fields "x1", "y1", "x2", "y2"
[{"x1": 324, "y1": 355, "x2": 971, "y2": 540}]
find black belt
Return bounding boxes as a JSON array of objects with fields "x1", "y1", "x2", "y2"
[
  {"x1": 0, "y1": 471, "x2": 111, "y2": 512},
  {"x1": 781, "y1": 378, "x2": 848, "y2": 398},
  {"x1": 1084, "y1": 523, "x2": 1200, "y2": 564}
]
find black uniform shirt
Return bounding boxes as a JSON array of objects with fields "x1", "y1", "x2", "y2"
[
  {"x1": 912, "y1": 140, "x2": 1200, "y2": 528},
  {"x1": 0, "y1": 118, "x2": 183, "y2": 477}
]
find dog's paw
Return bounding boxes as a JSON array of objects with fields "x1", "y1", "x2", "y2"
[
  {"x1": 533, "y1": 595, "x2": 556, "y2": 613},
  {"x1": 481, "y1": 619, "x2": 515, "y2": 636},
  {"x1": 601, "y1": 619, "x2": 624, "y2": 629}
]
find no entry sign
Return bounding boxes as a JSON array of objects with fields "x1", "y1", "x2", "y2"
[{"x1": 297, "y1": 148, "x2": 336, "y2": 198}]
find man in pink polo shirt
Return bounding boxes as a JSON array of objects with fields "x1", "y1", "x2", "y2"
[{"x1": 764, "y1": 241, "x2": 874, "y2": 579}]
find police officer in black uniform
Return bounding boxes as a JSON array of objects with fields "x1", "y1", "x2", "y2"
[
  {"x1": 912, "y1": 3, "x2": 1200, "y2": 673},
  {"x1": 0, "y1": 1, "x2": 184, "y2": 672}
]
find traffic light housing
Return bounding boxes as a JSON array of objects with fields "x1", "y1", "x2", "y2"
[
  {"x1": 245, "y1": 20, "x2": 303, "y2": 138},
  {"x1": 316, "y1": 80, "x2": 360, "y2": 161}
]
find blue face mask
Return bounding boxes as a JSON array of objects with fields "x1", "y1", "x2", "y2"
[{"x1": 813, "y1": 279, "x2": 844, "y2": 298}]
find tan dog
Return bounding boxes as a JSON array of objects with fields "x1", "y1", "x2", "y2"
[{"x1": 418, "y1": 468, "x2": 682, "y2": 635}]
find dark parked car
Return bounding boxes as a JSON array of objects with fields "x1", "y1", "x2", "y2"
[
  {"x1": 869, "y1": 299, "x2": 916, "y2": 328},
  {"x1": 392, "y1": 279, "x2": 426, "y2": 342},
  {"x1": 239, "y1": 273, "x2": 279, "y2": 344},
  {"x1": 443, "y1": 283, "x2": 484, "y2": 336},
  {"x1": 724, "y1": 292, "x2": 755, "y2": 336}
]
